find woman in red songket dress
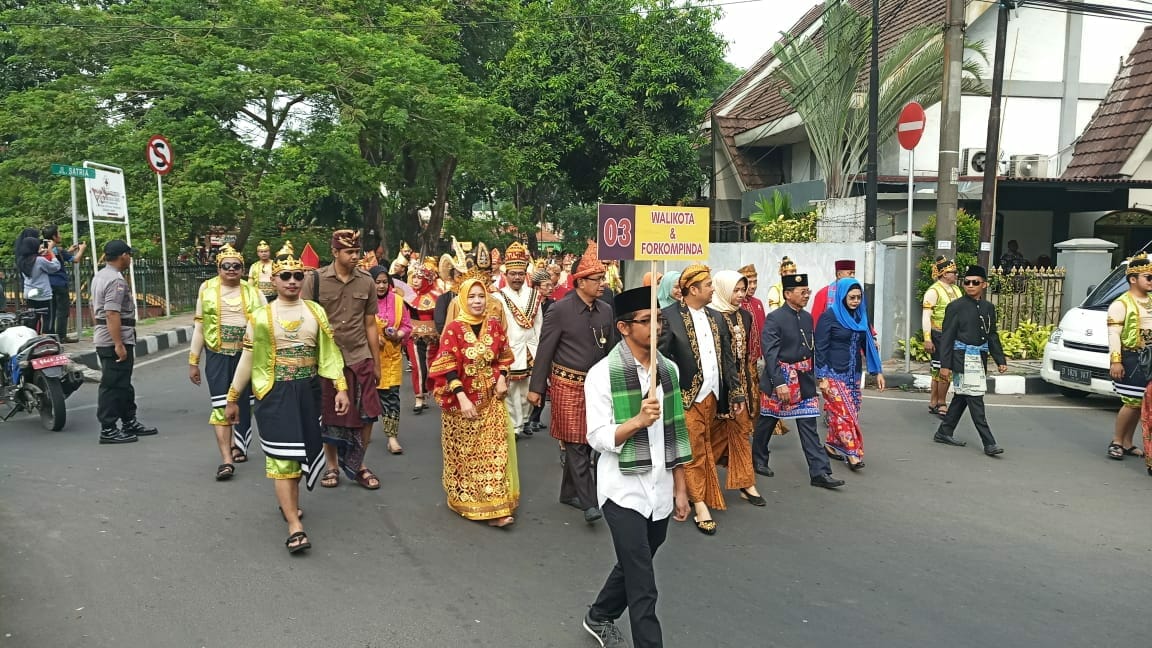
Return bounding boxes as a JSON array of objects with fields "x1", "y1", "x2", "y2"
[{"x1": 406, "y1": 260, "x2": 440, "y2": 413}]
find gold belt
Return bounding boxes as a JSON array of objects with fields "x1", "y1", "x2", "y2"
[
  {"x1": 275, "y1": 356, "x2": 317, "y2": 367},
  {"x1": 551, "y1": 363, "x2": 587, "y2": 383}
]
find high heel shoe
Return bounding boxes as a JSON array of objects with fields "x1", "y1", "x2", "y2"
[{"x1": 739, "y1": 488, "x2": 766, "y2": 507}]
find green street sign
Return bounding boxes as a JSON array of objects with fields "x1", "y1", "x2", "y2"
[{"x1": 50, "y1": 163, "x2": 95, "y2": 179}]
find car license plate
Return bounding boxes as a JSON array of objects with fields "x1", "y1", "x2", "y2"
[
  {"x1": 1060, "y1": 365, "x2": 1092, "y2": 385},
  {"x1": 31, "y1": 354, "x2": 69, "y2": 370}
]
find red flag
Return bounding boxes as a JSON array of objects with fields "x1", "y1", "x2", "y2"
[{"x1": 301, "y1": 243, "x2": 320, "y2": 269}]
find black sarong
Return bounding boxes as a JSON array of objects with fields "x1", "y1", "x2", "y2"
[
  {"x1": 206, "y1": 348, "x2": 254, "y2": 452},
  {"x1": 256, "y1": 377, "x2": 326, "y2": 490}
]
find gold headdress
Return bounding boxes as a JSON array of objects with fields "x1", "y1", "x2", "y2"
[
  {"x1": 215, "y1": 243, "x2": 244, "y2": 266},
  {"x1": 390, "y1": 247, "x2": 409, "y2": 275},
  {"x1": 438, "y1": 254, "x2": 455, "y2": 282},
  {"x1": 256, "y1": 240, "x2": 271, "y2": 253},
  {"x1": 504, "y1": 241, "x2": 530, "y2": 271},
  {"x1": 1126, "y1": 252, "x2": 1152, "y2": 276},
  {"x1": 460, "y1": 243, "x2": 493, "y2": 284},
  {"x1": 931, "y1": 255, "x2": 957, "y2": 279},
  {"x1": 779, "y1": 256, "x2": 797, "y2": 275},
  {"x1": 475, "y1": 242, "x2": 491, "y2": 271},
  {"x1": 273, "y1": 240, "x2": 304, "y2": 273},
  {"x1": 450, "y1": 236, "x2": 468, "y2": 274},
  {"x1": 400, "y1": 241, "x2": 412, "y2": 257}
]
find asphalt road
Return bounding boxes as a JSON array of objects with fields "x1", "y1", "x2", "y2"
[{"x1": 1, "y1": 350, "x2": 1150, "y2": 647}]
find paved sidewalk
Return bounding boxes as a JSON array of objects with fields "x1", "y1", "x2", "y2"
[
  {"x1": 881, "y1": 356, "x2": 1049, "y2": 395},
  {"x1": 66, "y1": 312, "x2": 197, "y2": 371}
]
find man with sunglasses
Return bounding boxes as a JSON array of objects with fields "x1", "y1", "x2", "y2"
[
  {"x1": 1105, "y1": 253, "x2": 1152, "y2": 463},
  {"x1": 934, "y1": 265, "x2": 1008, "y2": 455},
  {"x1": 301, "y1": 230, "x2": 384, "y2": 490},
  {"x1": 189, "y1": 244, "x2": 265, "y2": 480}
]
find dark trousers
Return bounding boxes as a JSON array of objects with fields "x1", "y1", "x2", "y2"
[
  {"x1": 96, "y1": 345, "x2": 136, "y2": 429},
  {"x1": 529, "y1": 404, "x2": 543, "y2": 424},
  {"x1": 51, "y1": 285, "x2": 70, "y2": 338},
  {"x1": 560, "y1": 442, "x2": 597, "y2": 510},
  {"x1": 590, "y1": 501, "x2": 669, "y2": 648},
  {"x1": 26, "y1": 298, "x2": 52, "y2": 335},
  {"x1": 753, "y1": 414, "x2": 831, "y2": 478},
  {"x1": 936, "y1": 394, "x2": 997, "y2": 447}
]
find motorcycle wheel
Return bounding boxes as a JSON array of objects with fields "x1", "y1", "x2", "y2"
[{"x1": 36, "y1": 373, "x2": 66, "y2": 431}]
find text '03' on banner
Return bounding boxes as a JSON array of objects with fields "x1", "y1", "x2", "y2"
[{"x1": 597, "y1": 204, "x2": 709, "y2": 261}]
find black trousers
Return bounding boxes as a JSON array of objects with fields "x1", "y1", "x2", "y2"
[
  {"x1": 936, "y1": 393, "x2": 997, "y2": 447},
  {"x1": 26, "y1": 298, "x2": 52, "y2": 335},
  {"x1": 753, "y1": 414, "x2": 831, "y2": 478},
  {"x1": 51, "y1": 285, "x2": 70, "y2": 338},
  {"x1": 590, "y1": 501, "x2": 669, "y2": 648},
  {"x1": 560, "y1": 442, "x2": 597, "y2": 510},
  {"x1": 96, "y1": 345, "x2": 137, "y2": 429}
]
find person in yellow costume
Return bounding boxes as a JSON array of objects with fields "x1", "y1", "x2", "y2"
[
  {"x1": 189, "y1": 244, "x2": 265, "y2": 480},
  {"x1": 1107, "y1": 253, "x2": 1152, "y2": 462},
  {"x1": 225, "y1": 248, "x2": 349, "y2": 554},
  {"x1": 248, "y1": 240, "x2": 276, "y2": 302},
  {"x1": 922, "y1": 255, "x2": 961, "y2": 417},
  {"x1": 764, "y1": 256, "x2": 798, "y2": 312}
]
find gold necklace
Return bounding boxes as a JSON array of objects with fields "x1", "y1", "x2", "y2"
[{"x1": 275, "y1": 303, "x2": 305, "y2": 340}]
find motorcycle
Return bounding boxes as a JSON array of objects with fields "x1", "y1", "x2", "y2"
[{"x1": 0, "y1": 311, "x2": 85, "y2": 430}]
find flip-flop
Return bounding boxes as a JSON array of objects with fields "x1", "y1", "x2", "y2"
[
  {"x1": 285, "y1": 531, "x2": 311, "y2": 554},
  {"x1": 928, "y1": 405, "x2": 941, "y2": 415},
  {"x1": 1123, "y1": 446, "x2": 1145, "y2": 457},
  {"x1": 215, "y1": 463, "x2": 235, "y2": 481},
  {"x1": 230, "y1": 447, "x2": 248, "y2": 463}
]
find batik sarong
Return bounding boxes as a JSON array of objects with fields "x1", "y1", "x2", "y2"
[
  {"x1": 441, "y1": 397, "x2": 520, "y2": 520},
  {"x1": 822, "y1": 369, "x2": 863, "y2": 459},
  {"x1": 760, "y1": 359, "x2": 820, "y2": 419}
]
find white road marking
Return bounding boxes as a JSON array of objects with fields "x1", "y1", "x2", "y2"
[
  {"x1": 863, "y1": 393, "x2": 1106, "y2": 411},
  {"x1": 135, "y1": 349, "x2": 189, "y2": 368}
]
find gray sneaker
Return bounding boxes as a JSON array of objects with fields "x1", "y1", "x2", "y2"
[{"x1": 582, "y1": 612, "x2": 628, "y2": 647}]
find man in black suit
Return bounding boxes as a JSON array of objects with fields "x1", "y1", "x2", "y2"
[
  {"x1": 752, "y1": 273, "x2": 844, "y2": 489},
  {"x1": 658, "y1": 264, "x2": 745, "y2": 535}
]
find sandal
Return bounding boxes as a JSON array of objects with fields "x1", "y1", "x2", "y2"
[
  {"x1": 488, "y1": 516, "x2": 515, "y2": 528},
  {"x1": 215, "y1": 463, "x2": 235, "y2": 481},
  {"x1": 285, "y1": 531, "x2": 311, "y2": 554},
  {"x1": 935, "y1": 405, "x2": 948, "y2": 418},
  {"x1": 278, "y1": 506, "x2": 304, "y2": 522},
  {"x1": 928, "y1": 405, "x2": 941, "y2": 416},
  {"x1": 320, "y1": 468, "x2": 340, "y2": 488},
  {"x1": 693, "y1": 516, "x2": 718, "y2": 536},
  {"x1": 354, "y1": 468, "x2": 381, "y2": 490},
  {"x1": 387, "y1": 439, "x2": 404, "y2": 455},
  {"x1": 230, "y1": 446, "x2": 248, "y2": 463},
  {"x1": 1123, "y1": 446, "x2": 1145, "y2": 458},
  {"x1": 1108, "y1": 442, "x2": 1125, "y2": 460}
]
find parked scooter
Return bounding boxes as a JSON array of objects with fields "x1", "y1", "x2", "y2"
[{"x1": 0, "y1": 311, "x2": 85, "y2": 430}]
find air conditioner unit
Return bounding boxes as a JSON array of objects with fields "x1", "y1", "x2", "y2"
[
  {"x1": 1009, "y1": 155, "x2": 1048, "y2": 178},
  {"x1": 961, "y1": 148, "x2": 1007, "y2": 175}
]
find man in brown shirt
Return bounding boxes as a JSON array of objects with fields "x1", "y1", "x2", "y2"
[
  {"x1": 301, "y1": 230, "x2": 383, "y2": 490},
  {"x1": 528, "y1": 241, "x2": 616, "y2": 523}
]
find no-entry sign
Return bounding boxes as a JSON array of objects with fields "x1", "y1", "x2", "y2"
[
  {"x1": 598, "y1": 204, "x2": 709, "y2": 261},
  {"x1": 897, "y1": 102, "x2": 926, "y2": 151}
]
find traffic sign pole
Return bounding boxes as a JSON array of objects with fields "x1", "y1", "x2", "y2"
[
  {"x1": 906, "y1": 147, "x2": 914, "y2": 372},
  {"x1": 156, "y1": 173, "x2": 170, "y2": 317},
  {"x1": 146, "y1": 135, "x2": 174, "y2": 318},
  {"x1": 897, "y1": 102, "x2": 926, "y2": 373},
  {"x1": 70, "y1": 176, "x2": 83, "y2": 340}
]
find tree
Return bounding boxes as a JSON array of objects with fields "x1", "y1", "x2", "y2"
[{"x1": 772, "y1": 0, "x2": 989, "y2": 198}]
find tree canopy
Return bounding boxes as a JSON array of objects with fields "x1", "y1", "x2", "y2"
[{"x1": 0, "y1": 0, "x2": 733, "y2": 261}]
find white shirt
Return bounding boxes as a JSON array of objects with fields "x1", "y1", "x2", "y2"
[
  {"x1": 585, "y1": 354, "x2": 676, "y2": 520},
  {"x1": 498, "y1": 285, "x2": 542, "y2": 371},
  {"x1": 688, "y1": 305, "x2": 720, "y2": 402}
]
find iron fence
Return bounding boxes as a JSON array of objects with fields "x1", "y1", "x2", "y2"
[{"x1": 987, "y1": 265, "x2": 1066, "y2": 329}]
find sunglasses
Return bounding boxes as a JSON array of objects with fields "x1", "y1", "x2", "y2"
[
  {"x1": 962, "y1": 279, "x2": 984, "y2": 286},
  {"x1": 219, "y1": 262, "x2": 243, "y2": 271},
  {"x1": 1141, "y1": 274, "x2": 1152, "y2": 282},
  {"x1": 278, "y1": 271, "x2": 306, "y2": 282}
]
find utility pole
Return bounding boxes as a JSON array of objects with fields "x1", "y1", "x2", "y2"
[
  {"x1": 864, "y1": 0, "x2": 880, "y2": 323},
  {"x1": 934, "y1": 0, "x2": 966, "y2": 259},
  {"x1": 979, "y1": 0, "x2": 1011, "y2": 268}
]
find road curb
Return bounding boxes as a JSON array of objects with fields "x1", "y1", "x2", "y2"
[
  {"x1": 900, "y1": 372, "x2": 1053, "y2": 394},
  {"x1": 69, "y1": 325, "x2": 194, "y2": 371}
]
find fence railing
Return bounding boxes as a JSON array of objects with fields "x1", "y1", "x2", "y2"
[
  {"x1": 3, "y1": 260, "x2": 217, "y2": 330},
  {"x1": 987, "y1": 265, "x2": 1066, "y2": 329}
]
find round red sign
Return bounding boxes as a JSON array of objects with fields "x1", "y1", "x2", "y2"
[{"x1": 896, "y1": 102, "x2": 926, "y2": 151}]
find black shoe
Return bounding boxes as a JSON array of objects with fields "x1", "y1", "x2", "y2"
[
  {"x1": 532, "y1": 421, "x2": 547, "y2": 431},
  {"x1": 122, "y1": 419, "x2": 157, "y2": 436},
  {"x1": 933, "y1": 433, "x2": 966, "y2": 447},
  {"x1": 848, "y1": 461, "x2": 865, "y2": 472},
  {"x1": 739, "y1": 488, "x2": 766, "y2": 507},
  {"x1": 560, "y1": 497, "x2": 583, "y2": 510},
  {"x1": 754, "y1": 463, "x2": 775, "y2": 477},
  {"x1": 810, "y1": 474, "x2": 845, "y2": 489},
  {"x1": 582, "y1": 612, "x2": 628, "y2": 647},
  {"x1": 520, "y1": 425, "x2": 534, "y2": 437},
  {"x1": 983, "y1": 444, "x2": 1004, "y2": 456},
  {"x1": 583, "y1": 507, "x2": 603, "y2": 523},
  {"x1": 99, "y1": 426, "x2": 137, "y2": 444}
]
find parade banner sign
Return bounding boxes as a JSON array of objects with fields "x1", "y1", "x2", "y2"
[{"x1": 597, "y1": 204, "x2": 709, "y2": 261}]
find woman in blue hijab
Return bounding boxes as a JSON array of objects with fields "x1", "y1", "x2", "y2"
[
  {"x1": 813, "y1": 277, "x2": 885, "y2": 470},
  {"x1": 656, "y1": 270, "x2": 682, "y2": 309}
]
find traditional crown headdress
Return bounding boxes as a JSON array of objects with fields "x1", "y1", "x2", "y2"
[
  {"x1": 450, "y1": 236, "x2": 468, "y2": 274},
  {"x1": 1126, "y1": 252, "x2": 1152, "y2": 276},
  {"x1": 400, "y1": 241, "x2": 412, "y2": 256},
  {"x1": 932, "y1": 255, "x2": 957, "y2": 279},
  {"x1": 215, "y1": 243, "x2": 243, "y2": 265},
  {"x1": 779, "y1": 256, "x2": 797, "y2": 275},
  {"x1": 475, "y1": 242, "x2": 492, "y2": 271},
  {"x1": 256, "y1": 240, "x2": 271, "y2": 253},
  {"x1": 272, "y1": 241, "x2": 303, "y2": 273}
]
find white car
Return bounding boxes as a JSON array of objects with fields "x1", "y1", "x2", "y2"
[{"x1": 1041, "y1": 262, "x2": 1129, "y2": 399}]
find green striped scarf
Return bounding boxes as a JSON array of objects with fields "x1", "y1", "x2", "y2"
[{"x1": 607, "y1": 341, "x2": 692, "y2": 474}]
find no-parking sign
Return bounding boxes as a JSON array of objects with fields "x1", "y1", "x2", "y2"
[{"x1": 146, "y1": 134, "x2": 174, "y2": 175}]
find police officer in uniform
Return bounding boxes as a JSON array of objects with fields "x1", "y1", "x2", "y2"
[{"x1": 93, "y1": 240, "x2": 157, "y2": 444}]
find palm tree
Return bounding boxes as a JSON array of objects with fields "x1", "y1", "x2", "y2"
[{"x1": 772, "y1": 1, "x2": 988, "y2": 198}]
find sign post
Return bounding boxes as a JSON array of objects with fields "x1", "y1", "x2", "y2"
[
  {"x1": 897, "y1": 102, "x2": 927, "y2": 372},
  {"x1": 83, "y1": 162, "x2": 139, "y2": 321},
  {"x1": 599, "y1": 204, "x2": 710, "y2": 393},
  {"x1": 50, "y1": 164, "x2": 96, "y2": 339},
  {"x1": 146, "y1": 135, "x2": 174, "y2": 317}
]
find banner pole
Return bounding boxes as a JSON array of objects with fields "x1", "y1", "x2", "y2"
[{"x1": 650, "y1": 260, "x2": 659, "y2": 396}]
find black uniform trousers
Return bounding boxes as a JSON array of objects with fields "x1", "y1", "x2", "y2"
[
  {"x1": 96, "y1": 345, "x2": 137, "y2": 429},
  {"x1": 936, "y1": 393, "x2": 997, "y2": 447},
  {"x1": 560, "y1": 443, "x2": 597, "y2": 510},
  {"x1": 51, "y1": 285, "x2": 71, "y2": 339},
  {"x1": 753, "y1": 414, "x2": 831, "y2": 478},
  {"x1": 589, "y1": 500, "x2": 670, "y2": 648}
]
